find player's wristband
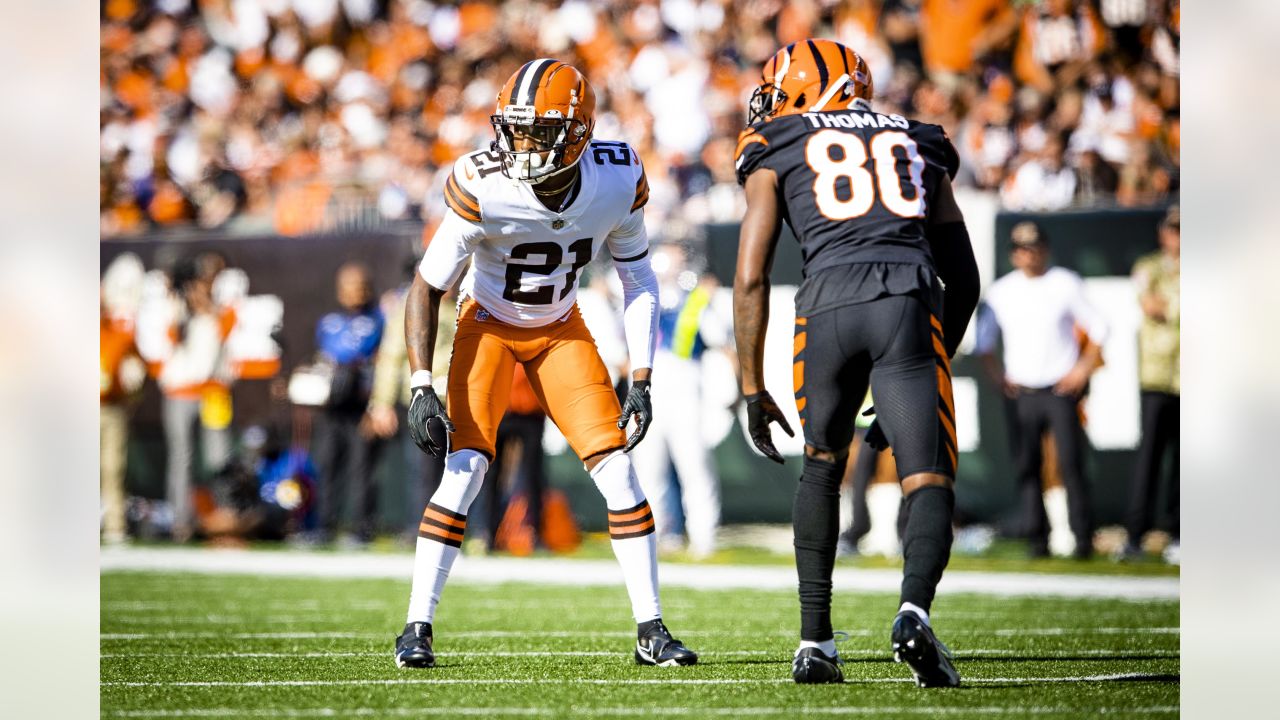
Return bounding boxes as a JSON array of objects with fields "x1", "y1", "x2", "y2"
[{"x1": 410, "y1": 369, "x2": 433, "y2": 389}]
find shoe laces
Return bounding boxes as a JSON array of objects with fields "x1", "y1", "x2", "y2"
[{"x1": 643, "y1": 621, "x2": 678, "y2": 644}]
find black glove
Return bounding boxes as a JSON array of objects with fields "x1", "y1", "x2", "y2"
[
  {"x1": 616, "y1": 380, "x2": 652, "y2": 452},
  {"x1": 744, "y1": 391, "x2": 794, "y2": 464},
  {"x1": 862, "y1": 406, "x2": 889, "y2": 452},
  {"x1": 408, "y1": 386, "x2": 455, "y2": 457}
]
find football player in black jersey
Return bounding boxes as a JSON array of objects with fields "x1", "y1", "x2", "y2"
[{"x1": 732, "y1": 39, "x2": 979, "y2": 687}]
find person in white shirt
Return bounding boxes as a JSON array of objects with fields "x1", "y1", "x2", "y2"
[{"x1": 974, "y1": 222, "x2": 1108, "y2": 558}]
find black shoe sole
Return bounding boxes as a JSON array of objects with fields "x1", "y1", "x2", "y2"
[
  {"x1": 792, "y1": 656, "x2": 844, "y2": 684},
  {"x1": 395, "y1": 653, "x2": 435, "y2": 669},
  {"x1": 892, "y1": 618, "x2": 960, "y2": 688},
  {"x1": 635, "y1": 649, "x2": 698, "y2": 667}
]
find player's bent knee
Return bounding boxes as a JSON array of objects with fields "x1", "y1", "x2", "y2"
[
  {"x1": 434, "y1": 449, "x2": 489, "y2": 512},
  {"x1": 901, "y1": 472, "x2": 953, "y2": 497},
  {"x1": 583, "y1": 446, "x2": 625, "y2": 473},
  {"x1": 589, "y1": 449, "x2": 646, "y2": 510}
]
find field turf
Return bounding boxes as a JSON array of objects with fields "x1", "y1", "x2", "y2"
[{"x1": 102, "y1": 570, "x2": 1178, "y2": 718}]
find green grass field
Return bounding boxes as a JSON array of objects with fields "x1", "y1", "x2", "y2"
[{"x1": 102, "y1": 569, "x2": 1178, "y2": 718}]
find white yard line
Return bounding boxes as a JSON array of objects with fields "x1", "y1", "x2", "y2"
[
  {"x1": 102, "y1": 673, "x2": 1175, "y2": 688},
  {"x1": 104, "y1": 706, "x2": 1180, "y2": 718},
  {"x1": 101, "y1": 547, "x2": 1178, "y2": 600},
  {"x1": 101, "y1": 627, "x2": 1179, "y2": 641},
  {"x1": 101, "y1": 648, "x2": 1179, "y2": 659}
]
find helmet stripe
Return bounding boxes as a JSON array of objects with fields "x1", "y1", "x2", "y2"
[
  {"x1": 806, "y1": 40, "x2": 828, "y2": 94},
  {"x1": 839, "y1": 46, "x2": 850, "y2": 76},
  {"x1": 508, "y1": 61, "x2": 535, "y2": 105},
  {"x1": 519, "y1": 58, "x2": 555, "y2": 106},
  {"x1": 777, "y1": 44, "x2": 793, "y2": 84},
  {"x1": 810, "y1": 73, "x2": 848, "y2": 112}
]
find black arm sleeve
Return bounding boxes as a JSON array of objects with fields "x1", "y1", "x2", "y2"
[{"x1": 928, "y1": 221, "x2": 980, "y2": 358}]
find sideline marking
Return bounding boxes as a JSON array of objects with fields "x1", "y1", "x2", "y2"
[
  {"x1": 101, "y1": 627, "x2": 1180, "y2": 641},
  {"x1": 101, "y1": 547, "x2": 1179, "y2": 600},
  {"x1": 105, "y1": 706, "x2": 1180, "y2": 718},
  {"x1": 102, "y1": 673, "x2": 1178, "y2": 688},
  {"x1": 101, "y1": 648, "x2": 1179, "y2": 659}
]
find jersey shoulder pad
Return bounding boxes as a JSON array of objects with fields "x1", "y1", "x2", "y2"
[
  {"x1": 631, "y1": 160, "x2": 650, "y2": 213},
  {"x1": 908, "y1": 121, "x2": 960, "y2": 180},
  {"x1": 585, "y1": 139, "x2": 647, "y2": 213},
  {"x1": 734, "y1": 124, "x2": 771, "y2": 186},
  {"x1": 734, "y1": 115, "x2": 810, "y2": 185},
  {"x1": 444, "y1": 152, "x2": 499, "y2": 224}
]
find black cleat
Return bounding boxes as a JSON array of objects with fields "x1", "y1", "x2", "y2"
[
  {"x1": 635, "y1": 621, "x2": 698, "y2": 666},
  {"x1": 394, "y1": 622, "x2": 435, "y2": 669},
  {"x1": 792, "y1": 647, "x2": 844, "y2": 684},
  {"x1": 891, "y1": 612, "x2": 960, "y2": 687}
]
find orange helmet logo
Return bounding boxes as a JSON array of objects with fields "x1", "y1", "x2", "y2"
[
  {"x1": 491, "y1": 59, "x2": 597, "y2": 184},
  {"x1": 747, "y1": 39, "x2": 873, "y2": 125}
]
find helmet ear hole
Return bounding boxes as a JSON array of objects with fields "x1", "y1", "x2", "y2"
[{"x1": 792, "y1": 92, "x2": 806, "y2": 109}]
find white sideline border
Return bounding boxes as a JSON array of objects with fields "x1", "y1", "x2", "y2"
[
  {"x1": 104, "y1": 706, "x2": 1181, "y2": 718},
  {"x1": 101, "y1": 627, "x2": 1178, "y2": 641},
  {"x1": 100, "y1": 648, "x2": 1180, "y2": 659},
  {"x1": 101, "y1": 672, "x2": 1176, "y2": 688},
  {"x1": 100, "y1": 547, "x2": 1178, "y2": 600}
]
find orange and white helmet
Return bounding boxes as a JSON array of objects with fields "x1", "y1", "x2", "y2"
[
  {"x1": 747, "y1": 39, "x2": 873, "y2": 125},
  {"x1": 490, "y1": 59, "x2": 596, "y2": 184}
]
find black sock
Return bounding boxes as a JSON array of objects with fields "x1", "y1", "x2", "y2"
[
  {"x1": 899, "y1": 485, "x2": 955, "y2": 614},
  {"x1": 794, "y1": 454, "x2": 847, "y2": 641},
  {"x1": 637, "y1": 618, "x2": 664, "y2": 637}
]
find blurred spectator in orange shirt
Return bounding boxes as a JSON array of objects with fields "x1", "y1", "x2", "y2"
[
  {"x1": 101, "y1": 254, "x2": 149, "y2": 544},
  {"x1": 919, "y1": 0, "x2": 1016, "y2": 86}
]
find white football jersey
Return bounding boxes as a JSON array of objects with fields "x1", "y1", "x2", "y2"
[{"x1": 420, "y1": 140, "x2": 651, "y2": 327}]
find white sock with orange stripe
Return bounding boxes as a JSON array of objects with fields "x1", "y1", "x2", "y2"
[
  {"x1": 406, "y1": 450, "x2": 488, "y2": 625},
  {"x1": 591, "y1": 451, "x2": 662, "y2": 623}
]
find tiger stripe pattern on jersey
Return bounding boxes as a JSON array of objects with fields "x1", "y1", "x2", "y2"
[
  {"x1": 444, "y1": 170, "x2": 482, "y2": 223},
  {"x1": 929, "y1": 314, "x2": 958, "y2": 472},
  {"x1": 607, "y1": 500, "x2": 655, "y2": 540},
  {"x1": 631, "y1": 169, "x2": 650, "y2": 212},
  {"x1": 419, "y1": 502, "x2": 467, "y2": 548},
  {"x1": 793, "y1": 316, "x2": 808, "y2": 427}
]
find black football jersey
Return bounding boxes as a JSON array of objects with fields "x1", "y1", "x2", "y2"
[{"x1": 735, "y1": 109, "x2": 959, "y2": 279}]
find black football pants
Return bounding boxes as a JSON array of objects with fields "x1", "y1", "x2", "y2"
[{"x1": 794, "y1": 293, "x2": 957, "y2": 478}]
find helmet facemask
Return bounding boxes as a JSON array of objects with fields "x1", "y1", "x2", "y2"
[
  {"x1": 490, "y1": 105, "x2": 588, "y2": 184},
  {"x1": 747, "y1": 83, "x2": 787, "y2": 126}
]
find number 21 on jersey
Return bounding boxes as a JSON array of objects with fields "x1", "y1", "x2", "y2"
[
  {"x1": 804, "y1": 129, "x2": 926, "y2": 220},
  {"x1": 502, "y1": 238, "x2": 593, "y2": 305}
]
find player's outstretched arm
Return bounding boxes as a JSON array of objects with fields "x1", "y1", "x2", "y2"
[
  {"x1": 926, "y1": 176, "x2": 980, "y2": 358},
  {"x1": 734, "y1": 168, "x2": 793, "y2": 463},
  {"x1": 405, "y1": 274, "x2": 454, "y2": 456}
]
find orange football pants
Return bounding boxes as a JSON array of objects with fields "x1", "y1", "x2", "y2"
[{"x1": 446, "y1": 299, "x2": 626, "y2": 461}]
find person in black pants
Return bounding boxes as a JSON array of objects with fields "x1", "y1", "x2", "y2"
[
  {"x1": 974, "y1": 223, "x2": 1109, "y2": 559},
  {"x1": 734, "y1": 44, "x2": 980, "y2": 686},
  {"x1": 1122, "y1": 206, "x2": 1180, "y2": 561},
  {"x1": 312, "y1": 263, "x2": 385, "y2": 545}
]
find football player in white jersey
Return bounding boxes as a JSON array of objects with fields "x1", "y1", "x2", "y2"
[{"x1": 394, "y1": 59, "x2": 698, "y2": 669}]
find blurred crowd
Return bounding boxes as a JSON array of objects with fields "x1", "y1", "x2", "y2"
[{"x1": 100, "y1": 0, "x2": 1180, "y2": 237}]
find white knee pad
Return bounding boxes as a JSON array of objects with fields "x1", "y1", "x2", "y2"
[
  {"x1": 590, "y1": 450, "x2": 645, "y2": 510},
  {"x1": 432, "y1": 449, "x2": 489, "y2": 514}
]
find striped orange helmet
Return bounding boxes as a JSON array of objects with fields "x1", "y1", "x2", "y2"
[
  {"x1": 490, "y1": 58, "x2": 596, "y2": 184},
  {"x1": 747, "y1": 39, "x2": 873, "y2": 125}
]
